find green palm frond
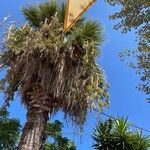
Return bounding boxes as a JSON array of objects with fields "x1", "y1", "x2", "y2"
[
  {"x1": 21, "y1": 5, "x2": 40, "y2": 27},
  {"x1": 21, "y1": 1, "x2": 86, "y2": 30},
  {"x1": 38, "y1": 1, "x2": 57, "y2": 22},
  {"x1": 92, "y1": 119, "x2": 114, "y2": 149},
  {"x1": 57, "y1": 2, "x2": 66, "y2": 23},
  {"x1": 133, "y1": 131, "x2": 150, "y2": 149},
  {"x1": 114, "y1": 117, "x2": 131, "y2": 136},
  {"x1": 70, "y1": 21, "x2": 104, "y2": 46},
  {"x1": 22, "y1": 1, "x2": 58, "y2": 27}
]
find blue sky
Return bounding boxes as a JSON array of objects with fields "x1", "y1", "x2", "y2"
[{"x1": 0, "y1": 0, "x2": 150, "y2": 149}]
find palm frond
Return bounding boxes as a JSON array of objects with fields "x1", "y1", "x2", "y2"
[
  {"x1": 21, "y1": 5, "x2": 40, "y2": 27},
  {"x1": 114, "y1": 117, "x2": 131, "y2": 136},
  {"x1": 70, "y1": 21, "x2": 104, "y2": 46},
  {"x1": 38, "y1": 1, "x2": 57, "y2": 22},
  {"x1": 132, "y1": 131, "x2": 150, "y2": 149},
  {"x1": 57, "y1": 2, "x2": 66, "y2": 23},
  {"x1": 22, "y1": 1, "x2": 58, "y2": 27}
]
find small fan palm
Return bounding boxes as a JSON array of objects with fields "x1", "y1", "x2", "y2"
[
  {"x1": 92, "y1": 118, "x2": 150, "y2": 150},
  {"x1": 0, "y1": 1, "x2": 109, "y2": 149}
]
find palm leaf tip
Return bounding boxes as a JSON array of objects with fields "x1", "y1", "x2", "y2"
[
  {"x1": 83, "y1": 21, "x2": 104, "y2": 44},
  {"x1": 21, "y1": 5, "x2": 40, "y2": 27}
]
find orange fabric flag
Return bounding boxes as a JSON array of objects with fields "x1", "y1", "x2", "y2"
[{"x1": 64, "y1": 0, "x2": 96, "y2": 32}]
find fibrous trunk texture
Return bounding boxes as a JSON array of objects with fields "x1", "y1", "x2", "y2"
[
  {"x1": 18, "y1": 84, "x2": 54, "y2": 150},
  {"x1": 18, "y1": 106, "x2": 49, "y2": 150}
]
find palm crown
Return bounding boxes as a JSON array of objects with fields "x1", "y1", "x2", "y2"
[{"x1": 0, "y1": 1, "x2": 109, "y2": 125}]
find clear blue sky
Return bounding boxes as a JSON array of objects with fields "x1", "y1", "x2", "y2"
[{"x1": 0, "y1": 0, "x2": 150, "y2": 150}]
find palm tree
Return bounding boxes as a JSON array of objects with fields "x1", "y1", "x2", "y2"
[
  {"x1": 92, "y1": 118, "x2": 150, "y2": 150},
  {"x1": 0, "y1": 1, "x2": 109, "y2": 149}
]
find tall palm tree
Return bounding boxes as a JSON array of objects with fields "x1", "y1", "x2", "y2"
[
  {"x1": 0, "y1": 1, "x2": 109, "y2": 149},
  {"x1": 92, "y1": 118, "x2": 150, "y2": 150}
]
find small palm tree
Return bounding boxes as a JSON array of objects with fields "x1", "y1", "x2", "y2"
[
  {"x1": 0, "y1": 1, "x2": 109, "y2": 149},
  {"x1": 92, "y1": 118, "x2": 150, "y2": 150}
]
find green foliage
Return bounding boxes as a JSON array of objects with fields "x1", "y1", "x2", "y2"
[
  {"x1": 92, "y1": 118, "x2": 150, "y2": 150},
  {"x1": 105, "y1": 0, "x2": 150, "y2": 98},
  {"x1": 43, "y1": 120, "x2": 76, "y2": 150},
  {"x1": 46, "y1": 120, "x2": 62, "y2": 137},
  {"x1": 0, "y1": 108, "x2": 21, "y2": 150},
  {"x1": 70, "y1": 21, "x2": 104, "y2": 46},
  {"x1": 21, "y1": 1, "x2": 58, "y2": 27},
  {"x1": 0, "y1": 109, "x2": 75, "y2": 150}
]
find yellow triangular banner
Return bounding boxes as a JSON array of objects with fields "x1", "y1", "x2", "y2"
[{"x1": 64, "y1": 0, "x2": 96, "y2": 32}]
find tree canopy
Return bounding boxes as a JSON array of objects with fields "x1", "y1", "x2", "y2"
[
  {"x1": 105, "y1": 0, "x2": 150, "y2": 98},
  {"x1": 0, "y1": 1, "x2": 109, "y2": 126},
  {"x1": 0, "y1": 108, "x2": 21, "y2": 150},
  {"x1": 43, "y1": 120, "x2": 76, "y2": 150}
]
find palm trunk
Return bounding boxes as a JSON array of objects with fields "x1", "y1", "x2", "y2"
[{"x1": 18, "y1": 107, "x2": 49, "y2": 150}]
